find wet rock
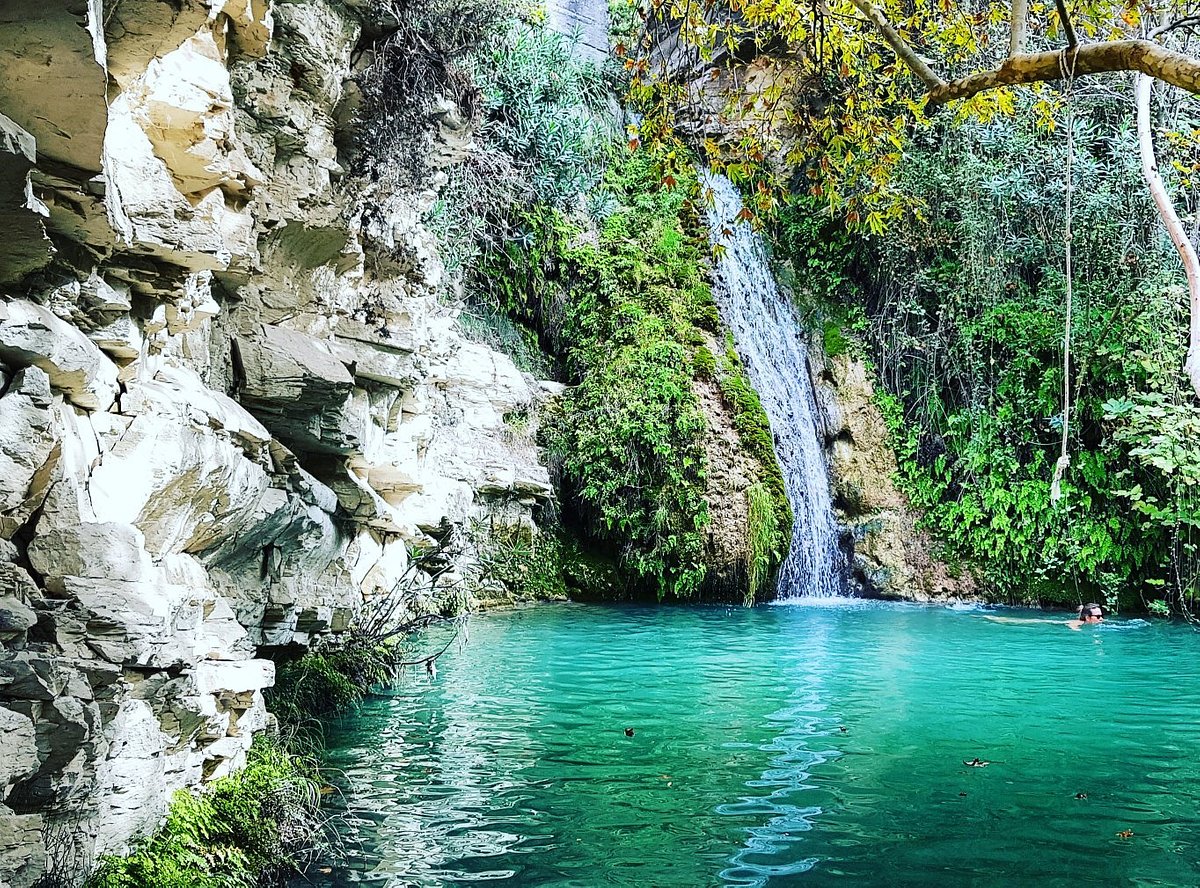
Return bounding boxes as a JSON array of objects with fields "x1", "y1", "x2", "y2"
[{"x1": 811, "y1": 349, "x2": 977, "y2": 601}]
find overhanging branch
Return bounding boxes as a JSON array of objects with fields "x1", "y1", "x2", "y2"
[
  {"x1": 927, "y1": 40, "x2": 1200, "y2": 104},
  {"x1": 848, "y1": 0, "x2": 946, "y2": 90}
]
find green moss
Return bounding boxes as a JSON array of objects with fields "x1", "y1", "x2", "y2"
[
  {"x1": 480, "y1": 150, "x2": 716, "y2": 599},
  {"x1": 479, "y1": 530, "x2": 571, "y2": 600},
  {"x1": 477, "y1": 148, "x2": 795, "y2": 602},
  {"x1": 715, "y1": 338, "x2": 792, "y2": 583},
  {"x1": 479, "y1": 529, "x2": 630, "y2": 600},
  {"x1": 85, "y1": 737, "x2": 321, "y2": 888},
  {"x1": 746, "y1": 482, "x2": 783, "y2": 605}
]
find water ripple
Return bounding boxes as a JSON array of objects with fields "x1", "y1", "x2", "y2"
[{"x1": 297, "y1": 603, "x2": 1200, "y2": 888}]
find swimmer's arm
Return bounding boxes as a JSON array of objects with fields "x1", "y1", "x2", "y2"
[{"x1": 983, "y1": 615, "x2": 1078, "y2": 629}]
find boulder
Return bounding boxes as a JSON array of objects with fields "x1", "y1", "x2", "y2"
[
  {"x1": 88, "y1": 370, "x2": 271, "y2": 556},
  {"x1": 131, "y1": 31, "x2": 263, "y2": 199},
  {"x1": 0, "y1": 302, "x2": 119, "y2": 411},
  {"x1": 235, "y1": 324, "x2": 362, "y2": 454},
  {"x1": 0, "y1": 597, "x2": 37, "y2": 635},
  {"x1": 0, "y1": 366, "x2": 58, "y2": 539}
]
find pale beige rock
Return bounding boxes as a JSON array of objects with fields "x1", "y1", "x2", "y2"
[
  {"x1": 0, "y1": 709, "x2": 37, "y2": 790},
  {"x1": 0, "y1": 366, "x2": 58, "y2": 539},
  {"x1": 28, "y1": 523, "x2": 151, "y2": 589},
  {"x1": 194, "y1": 659, "x2": 274, "y2": 695},
  {"x1": 88, "y1": 315, "x2": 143, "y2": 362},
  {"x1": 0, "y1": 112, "x2": 51, "y2": 284},
  {"x1": 132, "y1": 31, "x2": 264, "y2": 198},
  {"x1": 104, "y1": 91, "x2": 256, "y2": 271},
  {"x1": 0, "y1": 301, "x2": 118, "y2": 411},
  {"x1": 0, "y1": 811, "x2": 45, "y2": 888},
  {"x1": 86, "y1": 400, "x2": 270, "y2": 557},
  {"x1": 235, "y1": 324, "x2": 362, "y2": 454},
  {"x1": 0, "y1": 0, "x2": 107, "y2": 172},
  {"x1": 817, "y1": 352, "x2": 976, "y2": 601},
  {"x1": 92, "y1": 700, "x2": 187, "y2": 853}
]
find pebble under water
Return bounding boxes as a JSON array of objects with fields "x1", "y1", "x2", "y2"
[{"x1": 298, "y1": 601, "x2": 1200, "y2": 887}]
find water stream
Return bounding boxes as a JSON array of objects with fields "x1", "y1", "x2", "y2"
[{"x1": 701, "y1": 174, "x2": 845, "y2": 598}]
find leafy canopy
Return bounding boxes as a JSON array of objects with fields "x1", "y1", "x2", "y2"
[{"x1": 627, "y1": 0, "x2": 1200, "y2": 226}]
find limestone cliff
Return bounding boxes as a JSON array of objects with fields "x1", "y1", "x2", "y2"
[{"x1": 0, "y1": 1, "x2": 554, "y2": 883}]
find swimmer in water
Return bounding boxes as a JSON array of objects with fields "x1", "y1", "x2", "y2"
[
  {"x1": 1064, "y1": 603, "x2": 1104, "y2": 631},
  {"x1": 983, "y1": 603, "x2": 1104, "y2": 630}
]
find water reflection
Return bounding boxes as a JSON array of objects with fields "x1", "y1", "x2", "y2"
[{"x1": 298, "y1": 603, "x2": 1200, "y2": 888}]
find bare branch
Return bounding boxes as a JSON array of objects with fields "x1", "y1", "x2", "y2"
[
  {"x1": 926, "y1": 40, "x2": 1200, "y2": 104},
  {"x1": 848, "y1": 0, "x2": 946, "y2": 90},
  {"x1": 1053, "y1": 0, "x2": 1078, "y2": 50},
  {"x1": 1009, "y1": 0, "x2": 1029, "y2": 56},
  {"x1": 1137, "y1": 73, "x2": 1200, "y2": 397}
]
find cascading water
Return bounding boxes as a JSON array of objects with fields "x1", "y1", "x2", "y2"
[{"x1": 702, "y1": 172, "x2": 846, "y2": 598}]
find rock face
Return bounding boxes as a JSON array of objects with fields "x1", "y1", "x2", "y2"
[
  {"x1": 808, "y1": 345, "x2": 977, "y2": 601},
  {"x1": 0, "y1": 0, "x2": 554, "y2": 881}
]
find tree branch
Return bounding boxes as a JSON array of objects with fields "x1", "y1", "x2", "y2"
[
  {"x1": 848, "y1": 0, "x2": 946, "y2": 90},
  {"x1": 1009, "y1": 0, "x2": 1029, "y2": 56},
  {"x1": 1137, "y1": 71, "x2": 1200, "y2": 398},
  {"x1": 1054, "y1": 0, "x2": 1078, "y2": 50},
  {"x1": 926, "y1": 40, "x2": 1200, "y2": 104}
]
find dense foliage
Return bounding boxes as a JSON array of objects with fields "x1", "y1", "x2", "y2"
[
  {"x1": 428, "y1": 17, "x2": 618, "y2": 284},
  {"x1": 632, "y1": 0, "x2": 1200, "y2": 230},
  {"x1": 478, "y1": 151, "x2": 788, "y2": 598},
  {"x1": 773, "y1": 96, "x2": 1199, "y2": 610},
  {"x1": 86, "y1": 738, "x2": 322, "y2": 888},
  {"x1": 266, "y1": 643, "x2": 398, "y2": 730},
  {"x1": 527, "y1": 155, "x2": 715, "y2": 597}
]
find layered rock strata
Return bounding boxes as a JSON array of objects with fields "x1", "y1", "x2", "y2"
[{"x1": 0, "y1": 1, "x2": 553, "y2": 882}]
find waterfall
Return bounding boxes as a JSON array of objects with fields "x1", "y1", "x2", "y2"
[{"x1": 702, "y1": 172, "x2": 846, "y2": 599}]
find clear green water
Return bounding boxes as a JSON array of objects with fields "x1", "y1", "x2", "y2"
[{"x1": 302, "y1": 600, "x2": 1200, "y2": 887}]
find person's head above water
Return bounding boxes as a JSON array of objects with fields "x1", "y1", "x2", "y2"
[{"x1": 1078, "y1": 603, "x2": 1104, "y2": 623}]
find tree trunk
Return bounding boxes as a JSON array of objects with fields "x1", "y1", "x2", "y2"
[{"x1": 1136, "y1": 72, "x2": 1200, "y2": 399}]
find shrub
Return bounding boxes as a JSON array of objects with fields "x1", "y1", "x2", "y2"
[
  {"x1": 266, "y1": 645, "x2": 391, "y2": 729},
  {"x1": 353, "y1": 0, "x2": 512, "y2": 186},
  {"x1": 428, "y1": 17, "x2": 617, "y2": 290},
  {"x1": 476, "y1": 529, "x2": 570, "y2": 600},
  {"x1": 85, "y1": 737, "x2": 322, "y2": 888}
]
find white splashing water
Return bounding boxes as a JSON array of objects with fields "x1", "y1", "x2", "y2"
[{"x1": 702, "y1": 172, "x2": 846, "y2": 599}]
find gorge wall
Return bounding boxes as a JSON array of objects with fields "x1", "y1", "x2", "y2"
[{"x1": 0, "y1": 1, "x2": 556, "y2": 883}]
